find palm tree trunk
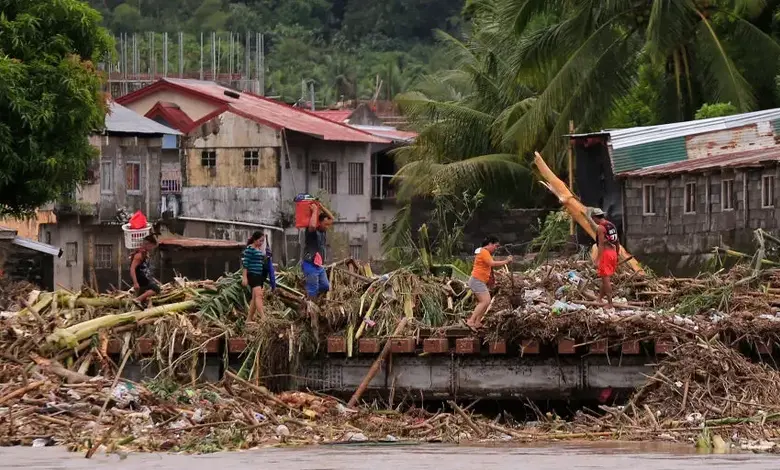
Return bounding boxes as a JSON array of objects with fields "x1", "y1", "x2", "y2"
[{"x1": 533, "y1": 152, "x2": 645, "y2": 275}]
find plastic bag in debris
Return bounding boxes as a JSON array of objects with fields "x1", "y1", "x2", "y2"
[
  {"x1": 565, "y1": 271, "x2": 582, "y2": 287},
  {"x1": 32, "y1": 438, "x2": 54, "y2": 448},
  {"x1": 110, "y1": 381, "x2": 139, "y2": 408},
  {"x1": 523, "y1": 289, "x2": 544, "y2": 302},
  {"x1": 344, "y1": 432, "x2": 368, "y2": 442},
  {"x1": 551, "y1": 300, "x2": 586, "y2": 313},
  {"x1": 192, "y1": 408, "x2": 205, "y2": 423}
]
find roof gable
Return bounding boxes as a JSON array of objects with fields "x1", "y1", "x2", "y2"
[{"x1": 117, "y1": 79, "x2": 389, "y2": 144}]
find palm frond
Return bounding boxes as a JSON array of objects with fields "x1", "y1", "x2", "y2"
[{"x1": 693, "y1": 11, "x2": 756, "y2": 111}]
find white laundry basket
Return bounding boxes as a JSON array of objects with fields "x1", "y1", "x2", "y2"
[{"x1": 122, "y1": 223, "x2": 152, "y2": 249}]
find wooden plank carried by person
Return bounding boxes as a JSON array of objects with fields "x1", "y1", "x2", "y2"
[{"x1": 533, "y1": 151, "x2": 645, "y2": 276}]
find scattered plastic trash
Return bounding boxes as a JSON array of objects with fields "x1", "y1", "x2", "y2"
[
  {"x1": 275, "y1": 425, "x2": 290, "y2": 437},
  {"x1": 32, "y1": 438, "x2": 53, "y2": 448},
  {"x1": 110, "y1": 382, "x2": 139, "y2": 409},
  {"x1": 253, "y1": 412, "x2": 267, "y2": 422},
  {"x1": 566, "y1": 271, "x2": 582, "y2": 287},
  {"x1": 551, "y1": 300, "x2": 586, "y2": 313},
  {"x1": 523, "y1": 289, "x2": 544, "y2": 302}
]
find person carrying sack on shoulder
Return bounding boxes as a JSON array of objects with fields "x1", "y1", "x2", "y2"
[
  {"x1": 591, "y1": 208, "x2": 620, "y2": 309},
  {"x1": 302, "y1": 203, "x2": 333, "y2": 328}
]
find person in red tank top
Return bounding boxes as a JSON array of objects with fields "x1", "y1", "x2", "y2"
[{"x1": 591, "y1": 208, "x2": 620, "y2": 309}]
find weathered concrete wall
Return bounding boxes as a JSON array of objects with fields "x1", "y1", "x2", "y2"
[
  {"x1": 93, "y1": 135, "x2": 171, "y2": 222},
  {"x1": 0, "y1": 211, "x2": 57, "y2": 240},
  {"x1": 181, "y1": 187, "x2": 281, "y2": 226},
  {"x1": 43, "y1": 220, "x2": 85, "y2": 291},
  {"x1": 121, "y1": 89, "x2": 220, "y2": 122},
  {"x1": 186, "y1": 112, "x2": 280, "y2": 188},
  {"x1": 685, "y1": 122, "x2": 776, "y2": 160},
  {"x1": 624, "y1": 165, "x2": 780, "y2": 274}
]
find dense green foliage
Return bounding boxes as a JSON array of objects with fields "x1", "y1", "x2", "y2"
[
  {"x1": 393, "y1": 0, "x2": 780, "y2": 205},
  {"x1": 695, "y1": 102, "x2": 739, "y2": 120},
  {"x1": 0, "y1": 0, "x2": 113, "y2": 215},
  {"x1": 86, "y1": 0, "x2": 463, "y2": 102}
]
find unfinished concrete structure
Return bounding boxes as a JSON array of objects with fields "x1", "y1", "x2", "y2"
[
  {"x1": 116, "y1": 78, "x2": 391, "y2": 262},
  {"x1": 42, "y1": 103, "x2": 181, "y2": 291},
  {"x1": 570, "y1": 109, "x2": 780, "y2": 272}
]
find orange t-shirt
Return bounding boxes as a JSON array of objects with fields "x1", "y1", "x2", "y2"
[{"x1": 471, "y1": 248, "x2": 493, "y2": 283}]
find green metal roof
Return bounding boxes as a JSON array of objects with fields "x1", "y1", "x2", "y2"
[{"x1": 611, "y1": 137, "x2": 687, "y2": 174}]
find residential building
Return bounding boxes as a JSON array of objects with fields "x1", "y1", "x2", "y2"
[
  {"x1": 0, "y1": 226, "x2": 62, "y2": 291},
  {"x1": 314, "y1": 106, "x2": 417, "y2": 258},
  {"x1": 41, "y1": 102, "x2": 182, "y2": 291},
  {"x1": 115, "y1": 78, "x2": 391, "y2": 262},
  {"x1": 570, "y1": 109, "x2": 780, "y2": 272}
]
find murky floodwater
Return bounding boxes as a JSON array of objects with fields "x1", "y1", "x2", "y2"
[{"x1": 2, "y1": 443, "x2": 778, "y2": 469}]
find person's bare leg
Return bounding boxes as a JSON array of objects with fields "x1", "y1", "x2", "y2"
[
  {"x1": 247, "y1": 293, "x2": 256, "y2": 323},
  {"x1": 604, "y1": 276, "x2": 613, "y2": 308},
  {"x1": 135, "y1": 289, "x2": 155, "y2": 306},
  {"x1": 254, "y1": 287, "x2": 264, "y2": 319},
  {"x1": 467, "y1": 292, "x2": 490, "y2": 328}
]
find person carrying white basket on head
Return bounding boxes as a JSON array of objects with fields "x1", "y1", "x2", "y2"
[{"x1": 130, "y1": 234, "x2": 160, "y2": 309}]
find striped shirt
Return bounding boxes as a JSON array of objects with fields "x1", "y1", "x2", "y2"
[{"x1": 242, "y1": 246, "x2": 266, "y2": 275}]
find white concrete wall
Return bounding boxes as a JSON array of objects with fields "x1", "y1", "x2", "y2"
[{"x1": 44, "y1": 221, "x2": 85, "y2": 291}]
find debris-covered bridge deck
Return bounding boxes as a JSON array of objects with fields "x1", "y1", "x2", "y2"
[{"x1": 112, "y1": 328, "x2": 713, "y2": 400}]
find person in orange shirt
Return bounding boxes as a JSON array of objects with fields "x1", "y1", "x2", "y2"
[{"x1": 465, "y1": 236, "x2": 512, "y2": 330}]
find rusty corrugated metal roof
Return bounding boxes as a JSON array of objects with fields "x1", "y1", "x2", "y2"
[
  {"x1": 158, "y1": 237, "x2": 245, "y2": 249},
  {"x1": 619, "y1": 147, "x2": 780, "y2": 177},
  {"x1": 145, "y1": 101, "x2": 196, "y2": 133},
  {"x1": 312, "y1": 110, "x2": 353, "y2": 122},
  {"x1": 119, "y1": 79, "x2": 389, "y2": 144}
]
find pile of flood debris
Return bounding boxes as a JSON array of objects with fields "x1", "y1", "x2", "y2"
[
  {"x1": 5, "y1": 257, "x2": 780, "y2": 453},
  {"x1": 0, "y1": 360, "x2": 528, "y2": 453}
]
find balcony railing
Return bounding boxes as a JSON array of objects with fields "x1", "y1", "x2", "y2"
[
  {"x1": 371, "y1": 174, "x2": 396, "y2": 200},
  {"x1": 161, "y1": 169, "x2": 182, "y2": 194}
]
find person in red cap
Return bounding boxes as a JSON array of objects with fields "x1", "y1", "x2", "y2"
[{"x1": 591, "y1": 208, "x2": 620, "y2": 309}]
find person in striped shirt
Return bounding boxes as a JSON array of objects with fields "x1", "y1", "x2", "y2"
[{"x1": 242, "y1": 231, "x2": 268, "y2": 322}]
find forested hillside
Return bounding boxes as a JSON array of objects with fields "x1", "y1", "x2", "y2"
[{"x1": 87, "y1": 0, "x2": 464, "y2": 103}]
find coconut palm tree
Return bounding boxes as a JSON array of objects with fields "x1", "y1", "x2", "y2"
[
  {"x1": 392, "y1": 0, "x2": 544, "y2": 204},
  {"x1": 503, "y1": 0, "x2": 780, "y2": 166}
]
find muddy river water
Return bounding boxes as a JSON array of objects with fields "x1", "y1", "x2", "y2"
[{"x1": 3, "y1": 443, "x2": 780, "y2": 470}]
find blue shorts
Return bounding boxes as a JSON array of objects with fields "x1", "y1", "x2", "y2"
[{"x1": 302, "y1": 261, "x2": 330, "y2": 297}]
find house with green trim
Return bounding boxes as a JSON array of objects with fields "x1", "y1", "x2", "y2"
[{"x1": 570, "y1": 108, "x2": 780, "y2": 273}]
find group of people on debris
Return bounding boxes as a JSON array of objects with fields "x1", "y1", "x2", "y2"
[{"x1": 129, "y1": 204, "x2": 620, "y2": 327}]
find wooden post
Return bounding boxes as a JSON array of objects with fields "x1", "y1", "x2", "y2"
[
  {"x1": 347, "y1": 317, "x2": 408, "y2": 407},
  {"x1": 568, "y1": 120, "x2": 575, "y2": 236}
]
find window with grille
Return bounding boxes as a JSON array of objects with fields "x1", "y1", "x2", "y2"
[
  {"x1": 349, "y1": 244, "x2": 363, "y2": 260},
  {"x1": 763, "y1": 175, "x2": 775, "y2": 208},
  {"x1": 348, "y1": 162, "x2": 364, "y2": 195},
  {"x1": 244, "y1": 150, "x2": 259, "y2": 168},
  {"x1": 319, "y1": 161, "x2": 337, "y2": 194},
  {"x1": 100, "y1": 161, "x2": 113, "y2": 194},
  {"x1": 721, "y1": 179, "x2": 734, "y2": 211},
  {"x1": 126, "y1": 162, "x2": 141, "y2": 193},
  {"x1": 642, "y1": 184, "x2": 655, "y2": 215},
  {"x1": 684, "y1": 182, "x2": 696, "y2": 214},
  {"x1": 201, "y1": 150, "x2": 216, "y2": 168},
  {"x1": 95, "y1": 244, "x2": 113, "y2": 269},
  {"x1": 66, "y1": 242, "x2": 78, "y2": 264}
]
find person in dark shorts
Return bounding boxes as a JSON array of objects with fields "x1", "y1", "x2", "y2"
[
  {"x1": 130, "y1": 235, "x2": 160, "y2": 309},
  {"x1": 242, "y1": 231, "x2": 268, "y2": 322}
]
